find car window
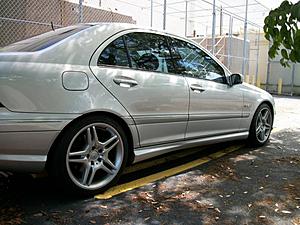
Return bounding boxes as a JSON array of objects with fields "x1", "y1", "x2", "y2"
[
  {"x1": 169, "y1": 37, "x2": 226, "y2": 84},
  {"x1": 98, "y1": 37, "x2": 130, "y2": 67},
  {"x1": 0, "y1": 24, "x2": 92, "y2": 52},
  {"x1": 124, "y1": 32, "x2": 176, "y2": 74}
]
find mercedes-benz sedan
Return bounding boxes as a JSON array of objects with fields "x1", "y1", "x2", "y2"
[{"x1": 0, "y1": 23, "x2": 274, "y2": 194}]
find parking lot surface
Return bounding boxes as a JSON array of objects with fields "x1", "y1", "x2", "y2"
[{"x1": 0, "y1": 96, "x2": 299, "y2": 225}]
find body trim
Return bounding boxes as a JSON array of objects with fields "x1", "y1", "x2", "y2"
[{"x1": 133, "y1": 131, "x2": 248, "y2": 163}]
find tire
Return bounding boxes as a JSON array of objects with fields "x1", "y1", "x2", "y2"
[
  {"x1": 49, "y1": 115, "x2": 128, "y2": 195},
  {"x1": 248, "y1": 103, "x2": 273, "y2": 147}
]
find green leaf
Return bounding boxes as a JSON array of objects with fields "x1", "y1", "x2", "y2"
[
  {"x1": 289, "y1": 50, "x2": 297, "y2": 62},
  {"x1": 296, "y1": 50, "x2": 300, "y2": 63},
  {"x1": 268, "y1": 45, "x2": 277, "y2": 58},
  {"x1": 280, "y1": 58, "x2": 286, "y2": 67},
  {"x1": 264, "y1": 33, "x2": 270, "y2": 41},
  {"x1": 281, "y1": 49, "x2": 289, "y2": 59},
  {"x1": 294, "y1": 1, "x2": 300, "y2": 20}
]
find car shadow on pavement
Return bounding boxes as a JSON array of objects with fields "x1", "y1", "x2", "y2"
[{"x1": 0, "y1": 129, "x2": 299, "y2": 225}]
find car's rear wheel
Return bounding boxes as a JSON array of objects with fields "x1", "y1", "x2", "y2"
[
  {"x1": 49, "y1": 115, "x2": 128, "y2": 195},
  {"x1": 248, "y1": 103, "x2": 273, "y2": 146}
]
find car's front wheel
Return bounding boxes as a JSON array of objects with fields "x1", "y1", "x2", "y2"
[
  {"x1": 248, "y1": 103, "x2": 273, "y2": 147},
  {"x1": 49, "y1": 115, "x2": 128, "y2": 195}
]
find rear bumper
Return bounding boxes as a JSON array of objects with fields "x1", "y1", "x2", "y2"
[
  {"x1": 0, "y1": 109, "x2": 79, "y2": 172},
  {"x1": 0, "y1": 131, "x2": 60, "y2": 172}
]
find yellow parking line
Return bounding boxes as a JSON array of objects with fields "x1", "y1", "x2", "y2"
[
  {"x1": 208, "y1": 144, "x2": 243, "y2": 159},
  {"x1": 95, "y1": 157, "x2": 211, "y2": 199},
  {"x1": 95, "y1": 144, "x2": 243, "y2": 200}
]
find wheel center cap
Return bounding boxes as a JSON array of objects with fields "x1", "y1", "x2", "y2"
[{"x1": 89, "y1": 151, "x2": 99, "y2": 161}]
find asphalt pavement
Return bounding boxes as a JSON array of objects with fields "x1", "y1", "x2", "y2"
[{"x1": 0, "y1": 96, "x2": 299, "y2": 225}]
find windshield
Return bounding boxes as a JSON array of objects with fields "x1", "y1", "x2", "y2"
[{"x1": 0, "y1": 24, "x2": 93, "y2": 52}]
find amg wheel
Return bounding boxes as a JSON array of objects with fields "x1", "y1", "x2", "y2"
[
  {"x1": 248, "y1": 103, "x2": 273, "y2": 147},
  {"x1": 49, "y1": 115, "x2": 128, "y2": 195}
]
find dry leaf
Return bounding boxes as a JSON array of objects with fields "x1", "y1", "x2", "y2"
[
  {"x1": 214, "y1": 208, "x2": 221, "y2": 213},
  {"x1": 281, "y1": 210, "x2": 292, "y2": 214}
]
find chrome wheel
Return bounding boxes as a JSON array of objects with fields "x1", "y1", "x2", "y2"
[
  {"x1": 255, "y1": 107, "x2": 272, "y2": 143},
  {"x1": 66, "y1": 123, "x2": 124, "y2": 190}
]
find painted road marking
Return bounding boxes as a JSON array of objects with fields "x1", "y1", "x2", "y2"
[
  {"x1": 124, "y1": 127, "x2": 282, "y2": 175},
  {"x1": 95, "y1": 144, "x2": 244, "y2": 199}
]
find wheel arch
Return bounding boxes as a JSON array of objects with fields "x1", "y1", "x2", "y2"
[{"x1": 46, "y1": 111, "x2": 135, "y2": 171}]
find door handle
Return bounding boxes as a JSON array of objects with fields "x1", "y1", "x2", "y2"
[
  {"x1": 113, "y1": 76, "x2": 138, "y2": 88},
  {"x1": 190, "y1": 84, "x2": 205, "y2": 93}
]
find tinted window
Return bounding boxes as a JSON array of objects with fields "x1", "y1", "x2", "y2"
[
  {"x1": 98, "y1": 37, "x2": 129, "y2": 67},
  {"x1": 124, "y1": 32, "x2": 176, "y2": 73},
  {"x1": 0, "y1": 24, "x2": 92, "y2": 52},
  {"x1": 169, "y1": 38, "x2": 226, "y2": 84}
]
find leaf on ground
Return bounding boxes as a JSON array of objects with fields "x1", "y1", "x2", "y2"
[
  {"x1": 281, "y1": 210, "x2": 292, "y2": 214},
  {"x1": 214, "y1": 208, "x2": 221, "y2": 213}
]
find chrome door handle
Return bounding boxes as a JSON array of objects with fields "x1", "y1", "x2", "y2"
[
  {"x1": 190, "y1": 84, "x2": 205, "y2": 93},
  {"x1": 113, "y1": 76, "x2": 138, "y2": 88}
]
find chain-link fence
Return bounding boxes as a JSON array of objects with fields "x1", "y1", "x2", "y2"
[{"x1": 0, "y1": 0, "x2": 135, "y2": 47}]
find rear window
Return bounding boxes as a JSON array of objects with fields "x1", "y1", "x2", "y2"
[{"x1": 0, "y1": 24, "x2": 92, "y2": 52}]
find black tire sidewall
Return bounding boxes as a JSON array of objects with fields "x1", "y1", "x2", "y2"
[{"x1": 249, "y1": 103, "x2": 273, "y2": 147}]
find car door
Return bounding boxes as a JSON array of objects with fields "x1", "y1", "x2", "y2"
[
  {"x1": 90, "y1": 31, "x2": 189, "y2": 147},
  {"x1": 168, "y1": 37, "x2": 243, "y2": 139}
]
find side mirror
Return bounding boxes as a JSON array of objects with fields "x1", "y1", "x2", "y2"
[{"x1": 229, "y1": 73, "x2": 243, "y2": 86}]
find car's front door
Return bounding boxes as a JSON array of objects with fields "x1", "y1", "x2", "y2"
[
  {"x1": 90, "y1": 32, "x2": 189, "y2": 147},
  {"x1": 168, "y1": 37, "x2": 243, "y2": 139}
]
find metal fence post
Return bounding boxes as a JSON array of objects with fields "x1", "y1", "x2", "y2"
[
  {"x1": 163, "y1": 0, "x2": 167, "y2": 30},
  {"x1": 185, "y1": 0, "x2": 188, "y2": 37},
  {"x1": 211, "y1": 0, "x2": 216, "y2": 55},
  {"x1": 291, "y1": 63, "x2": 295, "y2": 96},
  {"x1": 227, "y1": 15, "x2": 233, "y2": 70},
  {"x1": 266, "y1": 41, "x2": 271, "y2": 92},
  {"x1": 150, "y1": 0, "x2": 153, "y2": 27},
  {"x1": 255, "y1": 28, "x2": 260, "y2": 84},
  {"x1": 79, "y1": 0, "x2": 83, "y2": 23},
  {"x1": 242, "y1": 0, "x2": 248, "y2": 75},
  {"x1": 219, "y1": 6, "x2": 223, "y2": 36}
]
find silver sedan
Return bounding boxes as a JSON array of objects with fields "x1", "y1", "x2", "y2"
[{"x1": 0, "y1": 23, "x2": 274, "y2": 194}]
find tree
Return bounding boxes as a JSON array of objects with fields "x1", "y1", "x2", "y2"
[{"x1": 263, "y1": 0, "x2": 300, "y2": 67}]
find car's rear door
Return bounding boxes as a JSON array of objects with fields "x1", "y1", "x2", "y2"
[
  {"x1": 90, "y1": 31, "x2": 189, "y2": 147},
  {"x1": 168, "y1": 37, "x2": 243, "y2": 139}
]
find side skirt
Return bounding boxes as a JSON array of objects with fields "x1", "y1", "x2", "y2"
[{"x1": 133, "y1": 131, "x2": 249, "y2": 163}]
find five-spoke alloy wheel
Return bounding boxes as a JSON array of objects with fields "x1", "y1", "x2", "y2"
[
  {"x1": 249, "y1": 103, "x2": 273, "y2": 146},
  {"x1": 49, "y1": 116, "x2": 128, "y2": 195}
]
